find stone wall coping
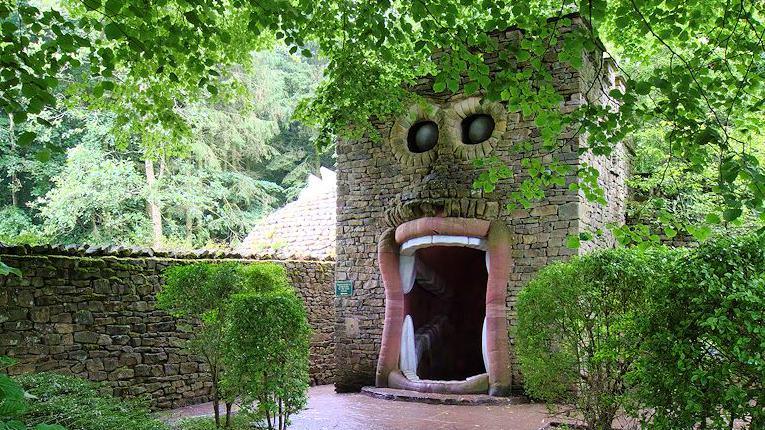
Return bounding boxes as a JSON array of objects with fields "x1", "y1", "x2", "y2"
[{"x1": 0, "y1": 243, "x2": 336, "y2": 263}]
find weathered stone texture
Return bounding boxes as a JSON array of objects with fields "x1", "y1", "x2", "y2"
[
  {"x1": 335, "y1": 16, "x2": 627, "y2": 392},
  {"x1": 0, "y1": 247, "x2": 335, "y2": 409}
]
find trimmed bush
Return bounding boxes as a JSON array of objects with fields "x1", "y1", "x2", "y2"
[
  {"x1": 516, "y1": 248, "x2": 678, "y2": 430},
  {"x1": 632, "y1": 233, "x2": 765, "y2": 429},
  {"x1": 516, "y1": 233, "x2": 764, "y2": 430}
]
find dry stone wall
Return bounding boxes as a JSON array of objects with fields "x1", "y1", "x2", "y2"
[
  {"x1": 335, "y1": 14, "x2": 628, "y2": 392},
  {"x1": 0, "y1": 245, "x2": 335, "y2": 409}
]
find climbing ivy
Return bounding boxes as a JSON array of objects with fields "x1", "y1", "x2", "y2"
[{"x1": 2, "y1": 0, "x2": 764, "y2": 240}]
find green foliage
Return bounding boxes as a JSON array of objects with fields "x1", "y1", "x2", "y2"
[
  {"x1": 631, "y1": 233, "x2": 765, "y2": 429},
  {"x1": 518, "y1": 234, "x2": 765, "y2": 429},
  {"x1": 158, "y1": 262, "x2": 243, "y2": 427},
  {"x1": 1, "y1": 0, "x2": 764, "y2": 241},
  {"x1": 171, "y1": 415, "x2": 252, "y2": 430},
  {"x1": 516, "y1": 248, "x2": 677, "y2": 430},
  {"x1": 0, "y1": 207, "x2": 44, "y2": 245},
  {"x1": 0, "y1": 357, "x2": 64, "y2": 430},
  {"x1": 224, "y1": 290, "x2": 310, "y2": 430},
  {"x1": 158, "y1": 262, "x2": 304, "y2": 429},
  {"x1": 15, "y1": 372, "x2": 166, "y2": 430},
  {"x1": 1, "y1": 43, "x2": 330, "y2": 249},
  {"x1": 35, "y1": 142, "x2": 150, "y2": 246}
]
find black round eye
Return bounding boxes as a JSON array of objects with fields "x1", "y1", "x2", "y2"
[
  {"x1": 461, "y1": 114, "x2": 495, "y2": 145},
  {"x1": 407, "y1": 121, "x2": 439, "y2": 153}
]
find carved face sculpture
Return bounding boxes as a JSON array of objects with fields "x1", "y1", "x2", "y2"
[{"x1": 375, "y1": 97, "x2": 515, "y2": 396}]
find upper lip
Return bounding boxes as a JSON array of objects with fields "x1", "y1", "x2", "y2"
[{"x1": 384, "y1": 198, "x2": 501, "y2": 228}]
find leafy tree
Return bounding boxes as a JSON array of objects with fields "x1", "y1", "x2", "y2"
[
  {"x1": 35, "y1": 142, "x2": 150, "y2": 246},
  {"x1": 157, "y1": 262, "x2": 308, "y2": 430},
  {"x1": 157, "y1": 262, "x2": 243, "y2": 429}
]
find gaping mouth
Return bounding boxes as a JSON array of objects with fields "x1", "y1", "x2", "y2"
[{"x1": 376, "y1": 217, "x2": 513, "y2": 396}]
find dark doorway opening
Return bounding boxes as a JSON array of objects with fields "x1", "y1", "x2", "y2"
[{"x1": 403, "y1": 246, "x2": 488, "y2": 381}]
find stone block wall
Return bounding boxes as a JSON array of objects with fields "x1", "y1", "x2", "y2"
[
  {"x1": 0, "y1": 245, "x2": 335, "y2": 409},
  {"x1": 334, "y1": 14, "x2": 627, "y2": 392}
]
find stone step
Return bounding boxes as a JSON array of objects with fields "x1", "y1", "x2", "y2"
[{"x1": 360, "y1": 386, "x2": 528, "y2": 406}]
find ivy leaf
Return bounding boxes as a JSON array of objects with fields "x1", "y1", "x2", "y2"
[
  {"x1": 722, "y1": 207, "x2": 742, "y2": 222},
  {"x1": 36, "y1": 148, "x2": 51, "y2": 163},
  {"x1": 103, "y1": 23, "x2": 122, "y2": 39},
  {"x1": 566, "y1": 234, "x2": 581, "y2": 249},
  {"x1": 17, "y1": 131, "x2": 36, "y2": 146}
]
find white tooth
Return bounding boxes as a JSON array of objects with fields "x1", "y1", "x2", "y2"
[
  {"x1": 468, "y1": 237, "x2": 489, "y2": 250},
  {"x1": 400, "y1": 236, "x2": 433, "y2": 255},
  {"x1": 485, "y1": 251, "x2": 491, "y2": 273},
  {"x1": 482, "y1": 316, "x2": 489, "y2": 372},
  {"x1": 431, "y1": 235, "x2": 471, "y2": 246},
  {"x1": 400, "y1": 254, "x2": 416, "y2": 294},
  {"x1": 400, "y1": 315, "x2": 418, "y2": 378}
]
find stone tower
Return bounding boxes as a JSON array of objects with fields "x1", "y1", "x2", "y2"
[{"x1": 334, "y1": 14, "x2": 628, "y2": 395}]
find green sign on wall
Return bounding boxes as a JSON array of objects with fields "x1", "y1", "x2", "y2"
[{"x1": 335, "y1": 280, "x2": 353, "y2": 297}]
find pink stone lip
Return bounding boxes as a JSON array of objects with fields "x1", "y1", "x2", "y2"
[{"x1": 376, "y1": 217, "x2": 513, "y2": 396}]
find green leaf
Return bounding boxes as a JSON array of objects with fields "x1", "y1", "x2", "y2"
[
  {"x1": 565, "y1": 235, "x2": 581, "y2": 249},
  {"x1": 663, "y1": 227, "x2": 677, "y2": 238},
  {"x1": 103, "y1": 23, "x2": 122, "y2": 39},
  {"x1": 17, "y1": 131, "x2": 36, "y2": 146},
  {"x1": 35, "y1": 148, "x2": 51, "y2": 163},
  {"x1": 82, "y1": 0, "x2": 101, "y2": 10},
  {"x1": 704, "y1": 213, "x2": 721, "y2": 224},
  {"x1": 722, "y1": 207, "x2": 742, "y2": 221}
]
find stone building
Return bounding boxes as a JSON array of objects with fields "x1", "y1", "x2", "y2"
[{"x1": 334, "y1": 14, "x2": 628, "y2": 395}]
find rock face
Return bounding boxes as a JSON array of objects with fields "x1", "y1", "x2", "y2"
[
  {"x1": 0, "y1": 245, "x2": 335, "y2": 409},
  {"x1": 334, "y1": 15, "x2": 628, "y2": 393}
]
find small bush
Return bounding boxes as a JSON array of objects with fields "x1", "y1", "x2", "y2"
[
  {"x1": 632, "y1": 233, "x2": 765, "y2": 429},
  {"x1": 16, "y1": 372, "x2": 167, "y2": 430},
  {"x1": 158, "y1": 261, "x2": 309, "y2": 430},
  {"x1": 516, "y1": 247, "x2": 680, "y2": 430},
  {"x1": 224, "y1": 290, "x2": 311, "y2": 430}
]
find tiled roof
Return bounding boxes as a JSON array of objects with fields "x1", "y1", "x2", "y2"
[{"x1": 237, "y1": 167, "x2": 336, "y2": 259}]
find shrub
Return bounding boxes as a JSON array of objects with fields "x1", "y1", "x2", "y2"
[
  {"x1": 515, "y1": 247, "x2": 679, "y2": 430},
  {"x1": 158, "y1": 261, "x2": 307, "y2": 430},
  {"x1": 158, "y1": 262, "x2": 245, "y2": 428},
  {"x1": 15, "y1": 372, "x2": 166, "y2": 430},
  {"x1": 224, "y1": 290, "x2": 311, "y2": 430},
  {"x1": 632, "y1": 233, "x2": 765, "y2": 429}
]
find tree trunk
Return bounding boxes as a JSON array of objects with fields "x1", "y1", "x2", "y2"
[
  {"x1": 278, "y1": 397, "x2": 283, "y2": 430},
  {"x1": 8, "y1": 113, "x2": 18, "y2": 207},
  {"x1": 144, "y1": 159, "x2": 163, "y2": 248},
  {"x1": 224, "y1": 402, "x2": 232, "y2": 428},
  {"x1": 211, "y1": 369, "x2": 221, "y2": 428},
  {"x1": 185, "y1": 209, "x2": 193, "y2": 240}
]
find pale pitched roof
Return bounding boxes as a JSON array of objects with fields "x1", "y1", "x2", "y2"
[{"x1": 238, "y1": 167, "x2": 336, "y2": 259}]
